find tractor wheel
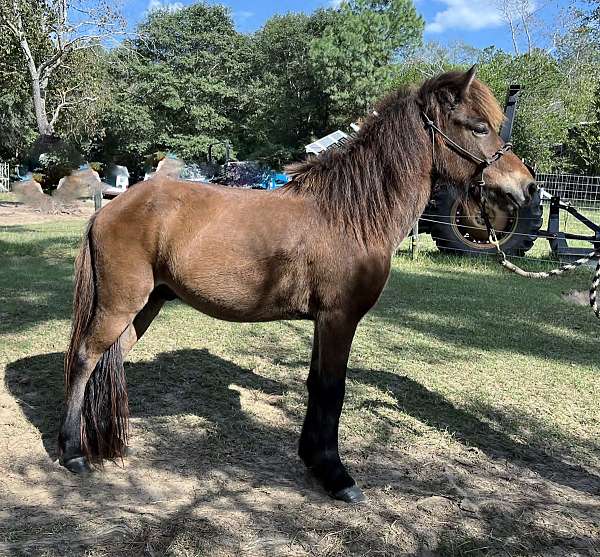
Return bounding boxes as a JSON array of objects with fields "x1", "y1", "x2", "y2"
[{"x1": 427, "y1": 189, "x2": 543, "y2": 257}]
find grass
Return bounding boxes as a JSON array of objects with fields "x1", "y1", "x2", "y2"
[{"x1": 1, "y1": 218, "x2": 599, "y2": 556}]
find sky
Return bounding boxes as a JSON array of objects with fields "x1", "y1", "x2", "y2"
[{"x1": 122, "y1": 0, "x2": 575, "y2": 52}]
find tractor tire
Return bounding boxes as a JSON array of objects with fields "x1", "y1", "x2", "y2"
[{"x1": 427, "y1": 189, "x2": 543, "y2": 257}]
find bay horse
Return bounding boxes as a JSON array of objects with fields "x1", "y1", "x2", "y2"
[{"x1": 58, "y1": 67, "x2": 536, "y2": 503}]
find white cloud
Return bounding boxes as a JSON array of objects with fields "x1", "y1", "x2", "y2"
[
  {"x1": 147, "y1": 0, "x2": 184, "y2": 13},
  {"x1": 425, "y1": 0, "x2": 504, "y2": 33},
  {"x1": 329, "y1": 0, "x2": 343, "y2": 8},
  {"x1": 233, "y1": 10, "x2": 254, "y2": 21}
]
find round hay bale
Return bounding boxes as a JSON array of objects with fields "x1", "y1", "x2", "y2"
[{"x1": 54, "y1": 168, "x2": 102, "y2": 201}]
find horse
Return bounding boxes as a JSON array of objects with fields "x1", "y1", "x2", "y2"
[{"x1": 58, "y1": 67, "x2": 536, "y2": 503}]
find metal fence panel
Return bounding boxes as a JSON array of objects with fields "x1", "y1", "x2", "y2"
[
  {"x1": 538, "y1": 173, "x2": 600, "y2": 209},
  {"x1": 0, "y1": 163, "x2": 9, "y2": 192}
]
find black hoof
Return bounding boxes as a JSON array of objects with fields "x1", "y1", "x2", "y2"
[
  {"x1": 333, "y1": 485, "x2": 366, "y2": 504},
  {"x1": 62, "y1": 456, "x2": 93, "y2": 475}
]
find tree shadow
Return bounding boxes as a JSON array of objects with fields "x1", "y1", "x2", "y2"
[
  {"x1": 3, "y1": 349, "x2": 420, "y2": 555},
  {"x1": 0, "y1": 226, "x2": 77, "y2": 334},
  {"x1": 6, "y1": 348, "x2": 600, "y2": 496},
  {"x1": 372, "y1": 265, "x2": 599, "y2": 366},
  {"x1": 350, "y1": 367, "x2": 600, "y2": 497},
  {"x1": 4, "y1": 349, "x2": 600, "y2": 555},
  {"x1": 5, "y1": 349, "x2": 287, "y2": 466}
]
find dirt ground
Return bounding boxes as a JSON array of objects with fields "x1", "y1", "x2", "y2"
[
  {"x1": 1, "y1": 204, "x2": 599, "y2": 556},
  {"x1": 3, "y1": 356, "x2": 598, "y2": 557},
  {"x1": 0, "y1": 199, "x2": 95, "y2": 226}
]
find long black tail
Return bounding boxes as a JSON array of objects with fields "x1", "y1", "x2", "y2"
[
  {"x1": 80, "y1": 337, "x2": 128, "y2": 462},
  {"x1": 64, "y1": 216, "x2": 129, "y2": 462}
]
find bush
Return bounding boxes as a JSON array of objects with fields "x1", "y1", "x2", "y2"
[
  {"x1": 564, "y1": 122, "x2": 600, "y2": 175},
  {"x1": 26, "y1": 135, "x2": 84, "y2": 190}
]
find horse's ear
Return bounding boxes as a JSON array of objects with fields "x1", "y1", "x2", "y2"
[
  {"x1": 419, "y1": 65, "x2": 478, "y2": 109},
  {"x1": 457, "y1": 65, "x2": 477, "y2": 100}
]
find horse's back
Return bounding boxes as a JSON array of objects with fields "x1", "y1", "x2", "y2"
[{"x1": 94, "y1": 177, "x2": 305, "y2": 248}]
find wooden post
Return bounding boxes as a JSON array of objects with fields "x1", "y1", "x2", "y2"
[
  {"x1": 411, "y1": 221, "x2": 419, "y2": 260},
  {"x1": 94, "y1": 189, "x2": 102, "y2": 211}
]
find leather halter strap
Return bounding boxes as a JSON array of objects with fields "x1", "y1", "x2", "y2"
[{"x1": 422, "y1": 112, "x2": 513, "y2": 188}]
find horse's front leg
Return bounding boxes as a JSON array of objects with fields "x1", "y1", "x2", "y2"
[{"x1": 299, "y1": 314, "x2": 364, "y2": 503}]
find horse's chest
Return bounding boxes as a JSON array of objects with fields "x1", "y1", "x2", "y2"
[{"x1": 312, "y1": 254, "x2": 391, "y2": 317}]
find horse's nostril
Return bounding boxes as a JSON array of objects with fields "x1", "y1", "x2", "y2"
[{"x1": 527, "y1": 181, "x2": 537, "y2": 198}]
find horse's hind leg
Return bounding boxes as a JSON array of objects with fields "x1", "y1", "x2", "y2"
[
  {"x1": 59, "y1": 286, "x2": 172, "y2": 473},
  {"x1": 119, "y1": 286, "x2": 173, "y2": 358},
  {"x1": 298, "y1": 314, "x2": 363, "y2": 503},
  {"x1": 59, "y1": 310, "x2": 140, "y2": 472}
]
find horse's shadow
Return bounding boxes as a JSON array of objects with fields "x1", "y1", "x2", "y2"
[
  {"x1": 5, "y1": 349, "x2": 599, "y2": 497},
  {"x1": 4, "y1": 349, "x2": 287, "y2": 468}
]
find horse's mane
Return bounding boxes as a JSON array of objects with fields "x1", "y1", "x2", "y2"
[{"x1": 281, "y1": 73, "x2": 503, "y2": 245}]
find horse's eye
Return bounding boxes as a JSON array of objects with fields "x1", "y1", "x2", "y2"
[{"x1": 472, "y1": 123, "x2": 489, "y2": 137}]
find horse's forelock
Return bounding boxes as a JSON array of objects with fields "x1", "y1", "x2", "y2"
[
  {"x1": 468, "y1": 80, "x2": 505, "y2": 131},
  {"x1": 419, "y1": 71, "x2": 504, "y2": 131}
]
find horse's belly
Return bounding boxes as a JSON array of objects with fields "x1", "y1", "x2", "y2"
[
  {"x1": 177, "y1": 293, "x2": 310, "y2": 322},
  {"x1": 172, "y1": 282, "x2": 311, "y2": 322},
  {"x1": 165, "y1": 246, "x2": 312, "y2": 323}
]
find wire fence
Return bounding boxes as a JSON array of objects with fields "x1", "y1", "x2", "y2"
[
  {"x1": 538, "y1": 173, "x2": 600, "y2": 210},
  {"x1": 405, "y1": 173, "x2": 600, "y2": 270},
  {"x1": 0, "y1": 163, "x2": 10, "y2": 193}
]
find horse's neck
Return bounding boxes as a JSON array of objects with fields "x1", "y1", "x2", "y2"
[
  {"x1": 286, "y1": 107, "x2": 433, "y2": 249},
  {"x1": 386, "y1": 173, "x2": 433, "y2": 249}
]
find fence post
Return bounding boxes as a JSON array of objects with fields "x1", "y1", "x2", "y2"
[
  {"x1": 411, "y1": 221, "x2": 419, "y2": 259},
  {"x1": 0, "y1": 162, "x2": 9, "y2": 193},
  {"x1": 94, "y1": 189, "x2": 102, "y2": 211}
]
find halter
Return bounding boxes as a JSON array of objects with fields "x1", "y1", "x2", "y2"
[{"x1": 422, "y1": 112, "x2": 513, "y2": 189}]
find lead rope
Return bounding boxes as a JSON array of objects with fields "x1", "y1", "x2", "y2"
[{"x1": 482, "y1": 201, "x2": 600, "y2": 319}]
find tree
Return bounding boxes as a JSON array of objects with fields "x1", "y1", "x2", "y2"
[
  {"x1": 475, "y1": 44, "x2": 597, "y2": 170},
  {"x1": 559, "y1": 1, "x2": 600, "y2": 173},
  {"x1": 587, "y1": 0, "x2": 600, "y2": 34},
  {"x1": 0, "y1": 0, "x2": 125, "y2": 139},
  {"x1": 91, "y1": 2, "x2": 253, "y2": 174},
  {"x1": 0, "y1": 17, "x2": 37, "y2": 161},
  {"x1": 392, "y1": 40, "x2": 477, "y2": 87},
  {"x1": 241, "y1": 11, "x2": 337, "y2": 164},
  {"x1": 493, "y1": 0, "x2": 538, "y2": 55},
  {"x1": 310, "y1": 0, "x2": 424, "y2": 124},
  {"x1": 392, "y1": 0, "x2": 599, "y2": 173},
  {"x1": 565, "y1": 120, "x2": 600, "y2": 174}
]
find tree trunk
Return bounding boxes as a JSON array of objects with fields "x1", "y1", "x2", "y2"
[
  {"x1": 13, "y1": 23, "x2": 55, "y2": 137},
  {"x1": 31, "y1": 73, "x2": 54, "y2": 136},
  {"x1": 507, "y1": 14, "x2": 520, "y2": 55}
]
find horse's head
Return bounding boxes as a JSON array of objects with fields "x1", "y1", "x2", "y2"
[{"x1": 418, "y1": 66, "x2": 536, "y2": 208}]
